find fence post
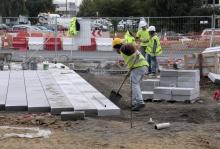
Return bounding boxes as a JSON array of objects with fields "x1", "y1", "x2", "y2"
[{"x1": 55, "y1": 16, "x2": 58, "y2": 62}]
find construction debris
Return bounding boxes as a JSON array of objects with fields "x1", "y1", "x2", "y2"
[
  {"x1": 61, "y1": 111, "x2": 85, "y2": 121},
  {"x1": 155, "y1": 123, "x2": 170, "y2": 130}
]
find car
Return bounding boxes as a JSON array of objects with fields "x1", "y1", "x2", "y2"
[
  {"x1": 12, "y1": 25, "x2": 42, "y2": 32},
  {"x1": 200, "y1": 28, "x2": 220, "y2": 40},
  {"x1": 0, "y1": 24, "x2": 9, "y2": 31}
]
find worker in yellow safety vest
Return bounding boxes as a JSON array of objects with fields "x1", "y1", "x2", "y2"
[
  {"x1": 145, "y1": 26, "x2": 162, "y2": 75},
  {"x1": 68, "y1": 17, "x2": 80, "y2": 36},
  {"x1": 136, "y1": 21, "x2": 150, "y2": 58},
  {"x1": 112, "y1": 38, "x2": 149, "y2": 111},
  {"x1": 124, "y1": 30, "x2": 135, "y2": 45}
]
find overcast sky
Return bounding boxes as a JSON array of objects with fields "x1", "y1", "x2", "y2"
[{"x1": 53, "y1": 0, "x2": 82, "y2": 6}]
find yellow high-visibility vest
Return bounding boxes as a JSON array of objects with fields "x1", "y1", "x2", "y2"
[
  {"x1": 68, "y1": 17, "x2": 78, "y2": 36},
  {"x1": 136, "y1": 29, "x2": 150, "y2": 46},
  {"x1": 146, "y1": 35, "x2": 162, "y2": 56},
  {"x1": 124, "y1": 31, "x2": 135, "y2": 45}
]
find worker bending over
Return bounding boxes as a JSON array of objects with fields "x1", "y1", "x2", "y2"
[{"x1": 112, "y1": 38, "x2": 149, "y2": 111}]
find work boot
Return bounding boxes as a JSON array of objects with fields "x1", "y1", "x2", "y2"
[{"x1": 131, "y1": 103, "x2": 145, "y2": 111}]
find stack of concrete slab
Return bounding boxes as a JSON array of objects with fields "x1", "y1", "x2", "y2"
[
  {"x1": 153, "y1": 69, "x2": 200, "y2": 102},
  {"x1": 141, "y1": 79, "x2": 160, "y2": 100},
  {"x1": 208, "y1": 72, "x2": 220, "y2": 84}
]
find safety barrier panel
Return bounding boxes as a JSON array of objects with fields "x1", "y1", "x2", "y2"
[
  {"x1": 80, "y1": 38, "x2": 96, "y2": 52},
  {"x1": 28, "y1": 37, "x2": 45, "y2": 51},
  {"x1": 96, "y1": 38, "x2": 113, "y2": 51},
  {"x1": 63, "y1": 37, "x2": 78, "y2": 51},
  {"x1": 12, "y1": 37, "x2": 28, "y2": 51},
  {"x1": 45, "y1": 37, "x2": 62, "y2": 51}
]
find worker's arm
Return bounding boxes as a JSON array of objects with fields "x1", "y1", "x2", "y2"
[{"x1": 121, "y1": 44, "x2": 136, "y2": 56}]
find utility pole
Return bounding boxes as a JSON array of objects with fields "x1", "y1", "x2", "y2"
[
  {"x1": 66, "y1": 0, "x2": 68, "y2": 16},
  {"x1": 210, "y1": 0, "x2": 216, "y2": 47}
]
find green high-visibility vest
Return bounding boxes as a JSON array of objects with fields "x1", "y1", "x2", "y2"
[
  {"x1": 68, "y1": 17, "x2": 78, "y2": 36},
  {"x1": 121, "y1": 52, "x2": 149, "y2": 69},
  {"x1": 136, "y1": 29, "x2": 150, "y2": 46},
  {"x1": 146, "y1": 35, "x2": 162, "y2": 56},
  {"x1": 124, "y1": 31, "x2": 135, "y2": 45}
]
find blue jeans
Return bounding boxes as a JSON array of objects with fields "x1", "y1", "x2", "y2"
[
  {"x1": 147, "y1": 55, "x2": 158, "y2": 73},
  {"x1": 130, "y1": 66, "x2": 147, "y2": 105}
]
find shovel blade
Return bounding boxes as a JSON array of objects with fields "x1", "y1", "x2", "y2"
[{"x1": 109, "y1": 90, "x2": 122, "y2": 104}]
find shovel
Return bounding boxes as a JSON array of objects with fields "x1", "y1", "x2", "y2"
[{"x1": 109, "y1": 54, "x2": 139, "y2": 104}]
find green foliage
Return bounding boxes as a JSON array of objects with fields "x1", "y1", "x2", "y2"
[
  {"x1": 78, "y1": 0, "x2": 219, "y2": 17},
  {"x1": 0, "y1": 0, "x2": 27, "y2": 17},
  {"x1": 25, "y1": 0, "x2": 55, "y2": 17}
]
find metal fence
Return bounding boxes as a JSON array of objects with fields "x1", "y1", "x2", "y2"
[{"x1": 0, "y1": 16, "x2": 218, "y2": 64}]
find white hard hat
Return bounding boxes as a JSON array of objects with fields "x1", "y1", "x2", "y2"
[
  {"x1": 139, "y1": 21, "x2": 147, "y2": 28},
  {"x1": 148, "y1": 26, "x2": 156, "y2": 31}
]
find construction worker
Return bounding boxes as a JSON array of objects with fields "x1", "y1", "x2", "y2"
[
  {"x1": 124, "y1": 30, "x2": 135, "y2": 45},
  {"x1": 146, "y1": 26, "x2": 162, "y2": 75},
  {"x1": 112, "y1": 38, "x2": 149, "y2": 111},
  {"x1": 136, "y1": 21, "x2": 150, "y2": 58},
  {"x1": 68, "y1": 17, "x2": 80, "y2": 36}
]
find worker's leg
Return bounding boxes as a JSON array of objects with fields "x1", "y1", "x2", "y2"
[
  {"x1": 130, "y1": 67, "x2": 146, "y2": 106},
  {"x1": 151, "y1": 56, "x2": 157, "y2": 74},
  {"x1": 140, "y1": 46, "x2": 146, "y2": 58},
  {"x1": 147, "y1": 54, "x2": 152, "y2": 74}
]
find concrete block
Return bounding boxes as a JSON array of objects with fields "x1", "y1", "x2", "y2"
[
  {"x1": 141, "y1": 85, "x2": 154, "y2": 91},
  {"x1": 154, "y1": 93, "x2": 172, "y2": 100},
  {"x1": 61, "y1": 111, "x2": 85, "y2": 121},
  {"x1": 141, "y1": 79, "x2": 160, "y2": 86},
  {"x1": 142, "y1": 91, "x2": 154, "y2": 100},
  {"x1": 154, "y1": 87, "x2": 174, "y2": 95},
  {"x1": 160, "y1": 81, "x2": 177, "y2": 87},
  {"x1": 177, "y1": 82, "x2": 200, "y2": 88},
  {"x1": 208, "y1": 72, "x2": 220, "y2": 84},
  {"x1": 171, "y1": 88, "x2": 200, "y2": 96},
  {"x1": 172, "y1": 93, "x2": 200, "y2": 101},
  {"x1": 160, "y1": 70, "x2": 178, "y2": 77},
  {"x1": 177, "y1": 76, "x2": 200, "y2": 82},
  {"x1": 177, "y1": 70, "x2": 200, "y2": 78}
]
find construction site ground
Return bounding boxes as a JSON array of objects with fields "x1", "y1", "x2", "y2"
[{"x1": 0, "y1": 72, "x2": 220, "y2": 149}]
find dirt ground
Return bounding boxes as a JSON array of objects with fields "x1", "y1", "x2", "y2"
[{"x1": 0, "y1": 73, "x2": 220, "y2": 149}]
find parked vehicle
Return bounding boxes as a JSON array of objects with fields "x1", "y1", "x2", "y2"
[
  {"x1": 200, "y1": 28, "x2": 220, "y2": 40},
  {"x1": 12, "y1": 25, "x2": 42, "y2": 32},
  {"x1": 0, "y1": 24, "x2": 9, "y2": 31}
]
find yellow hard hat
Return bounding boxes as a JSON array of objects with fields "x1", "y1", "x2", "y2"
[{"x1": 112, "y1": 38, "x2": 122, "y2": 47}]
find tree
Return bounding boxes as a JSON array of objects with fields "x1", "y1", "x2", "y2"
[
  {"x1": 25, "y1": 0, "x2": 55, "y2": 17},
  {"x1": 0, "y1": 0, "x2": 27, "y2": 17}
]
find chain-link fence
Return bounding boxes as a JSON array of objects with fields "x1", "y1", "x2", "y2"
[{"x1": 0, "y1": 16, "x2": 218, "y2": 66}]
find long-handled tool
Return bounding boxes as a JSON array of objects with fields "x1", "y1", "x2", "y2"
[{"x1": 109, "y1": 54, "x2": 139, "y2": 104}]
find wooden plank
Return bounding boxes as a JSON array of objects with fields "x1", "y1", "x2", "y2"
[
  {"x1": 37, "y1": 70, "x2": 73, "y2": 114},
  {"x1": 0, "y1": 71, "x2": 10, "y2": 110},
  {"x1": 24, "y1": 71, "x2": 50, "y2": 112},
  {"x1": 6, "y1": 71, "x2": 27, "y2": 111}
]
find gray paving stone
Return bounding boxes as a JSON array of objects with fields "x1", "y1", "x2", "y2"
[
  {"x1": 141, "y1": 79, "x2": 160, "y2": 86},
  {"x1": 0, "y1": 71, "x2": 10, "y2": 110},
  {"x1": 61, "y1": 111, "x2": 85, "y2": 121},
  {"x1": 24, "y1": 71, "x2": 50, "y2": 112},
  {"x1": 177, "y1": 82, "x2": 200, "y2": 88},
  {"x1": 160, "y1": 81, "x2": 177, "y2": 87},
  {"x1": 142, "y1": 91, "x2": 154, "y2": 100},
  {"x1": 154, "y1": 93, "x2": 172, "y2": 100},
  {"x1": 177, "y1": 76, "x2": 200, "y2": 82},
  {"x1": 154, "y1": 87, "x2": 174, "y2": 95},
  {"x1": 160, "y1": 70, "x2": 178, "y2": 77},
  {"x1": 141, "y1": 85, "x2": 154, "y2": 91},
  {"x1": 6, "y1": 71, "x2": 27, "y2": 111},
  {"x1": 172, "y1": 93, "x2": 200, "y2": 101},
  {"x1": 37, "y1": 71, "x2": 74, "y2": 114},
  {"x1": 171, "y1": 88, "x2": 199, "y2": 96},
  {"x1": 177, "y1": 70, "x2": 200, "y2": 78}
]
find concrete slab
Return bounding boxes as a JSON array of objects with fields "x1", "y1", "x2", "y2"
[
  {"x1": 142, "y1": 91, "x2": 154, "y2": 100},
  {"x1": 61, "y1": 111, "x2": 85, "y2": 121},
  {"x1": 172, "y1": 93, "x2": 200, "y2": 101},
  {"x1": 177, "y1": 82, "x2": 200, "y2": 88},
  {"x1": 154, "y1": 87, "x2": 174, "y2": 95},
  {"x1": 154, "y1": 93, "x2": 172, "y2": 100},
  {"x1": 141, "y1": 85, "x2": 155, "y2": 91},
  {"x1": 177, "y1": 70, "x2": 200, "y2": 78},
  {"x1": 171, "y1": 88, "x2": 199, "y2": 96},
  {"x1": 160, "y1": 81, "x2": 177, "y2": 87},
  {"x1": 208, "y1": 72, "x2": 220, "y2": 84},
  {"x1": 6, "y1": 71, "x2": 27, "y2": 111},
  {"x1": 60, "y1": 70, "x2": 120, "y2": 116},
  {"x1": 37, "y1": 71, "x2": 74, "y2": 114},
  {"x1": 160, "y1": 70, "x2": 178, "y2": 77},
  {"x1": 49, "y1": 71, "x2": 97, "y2": 116},
  {"x1": 141, "y1": 79, "x2": 160, "y2": 86},
  {"x1": 177, "y1": 76, "x2": 200, "y2": 82},
  {"x1": 24, "y1": 71, "x2": 50, "y2": 112},
  {"x1": 0, "y1": 71, "x2": 10, "y2": 110}
]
